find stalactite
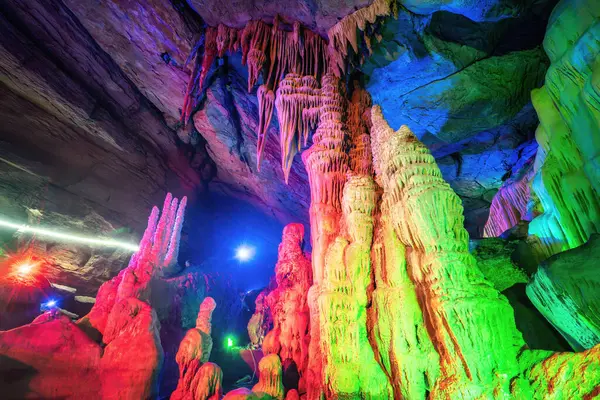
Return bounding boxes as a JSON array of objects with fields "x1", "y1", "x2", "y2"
[
  {"x1": 264, "y1": 223, "x2": 312, "y2": 391},
  {"x1": 275, "y1": 74, "x2": 321, "y2": 181},
  {"x1": 256, "y1": 85, "x2": 275, "y2": 170},
  {"x1": 327, "y1": 0, "x2": 396, "y2": 76},
  {"x1": 371, "y1": 105, "x2": 527, "y2": 398},
  {"x1": 182, "y1": 18, "x2": 329, "y2": 172}
]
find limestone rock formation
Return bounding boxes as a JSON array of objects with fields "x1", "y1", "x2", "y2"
[
  {"x1": 247, "y1": 290, "x2": 271, "y2": 348},
  {"x1": 371, "y1": 105, "x2": 527, "y2": 397},
  {"x1": 527, "y1": 234, "x2": 600, "y2": 351},
  {"x1": 0, "y1": 300, "x2": 163, "y2": 399},
  {"x1": 252, "y1": 354, "x2": 285, "y2": 400},
  {"x1": 173, "y1": 297, "x2": 218, "y2": 389},
  {"x1": 78, "y1": 193, "x2": 187, "y2": 335},
  {"x1": 263, "y1": 223, "x2": 312, "y2": 390},
  {"x1": 527, "y1": 0, "x2": 600, "y2": 259},
  {"x1": 469, "y1": 238, "x2": 529, "y2": 292}
]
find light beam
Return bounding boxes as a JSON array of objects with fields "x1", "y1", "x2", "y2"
[{"x1": 0, "y1": 218, "x2": 139, "y2": 251}]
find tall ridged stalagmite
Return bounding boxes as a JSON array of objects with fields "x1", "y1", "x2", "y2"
[
  {"x1": 299, "y1": 73, "x2": 349, "y2": 399},
  {"x1": 265, "y1": 223, "x2": 312, "y2": 391},
  {"x1": 316, "y1": 84, "x2": 392, "y2": 397},
  {"x1": 371, "y1": 105, "x2": 527, "y2": 398}
]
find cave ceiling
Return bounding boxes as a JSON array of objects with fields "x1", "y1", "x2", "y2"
[{"x1": 0, "y1": 0, "x2": 557, "y2": 249}]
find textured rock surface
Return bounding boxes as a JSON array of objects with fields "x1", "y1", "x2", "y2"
[
  {"x1": 364, "y1": 3, "x2": 554, "y2": 234},
  {"x1": 263, "y1": 223, "x2": 312, "y2": 390},
  {"x1": 469, "y1": 238, "x2": 528, "y2": 292},
  {"x1": 527, "y1": 234, "x2": 600, "y2": 351},
  {"x1": 172, "y1": 296, "x2": 220, "y2": 400},
  {"x1": 186, "y1": 0, "x2": 371, "y2": 36},
  {"x1": 527, "y1": 0, "x2": 600, "y2": 258}
]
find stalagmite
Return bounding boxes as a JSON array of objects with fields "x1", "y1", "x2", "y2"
[
  {"x1": 252, "y1": 354, "x2": 285, "y2": 400},
  {"x1": 371, "y1": 105, "x2": 527, "y2": 398},
  {"x1": 247, "y1": 290, "x2": 271, "y2": 348},
  {"x1": 79, "y1": 193, "x2": 187, "y2": 335},
  {"x1": 171, "y1": 297, "x2": 220, "y2": 400},
  {"x1": 301, "y1": 73, "x2": 349, "y2": 399},
  {"x1": 264, "y1": 223, "x2": 312, "y2": 390}
]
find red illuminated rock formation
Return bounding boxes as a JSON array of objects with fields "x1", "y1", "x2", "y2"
[
  {"x1": 223, "y1": 388, "x2": 259, "y2": 400},
  {"x1": 247, "y1": 290, "x2": 271, "y2": 348},
  {"x1": 171, "y1": 362, "x2": 223, "y2": 400},
  {"x1": 79, "y1": 193, "x2": 187, "y2": 335},
  {"x1": 174, "y1": 297, "x2": 217, "y2": 378},
  {"x1": 252, "y1": 353, "x2": 285, "y2": 400},
  {"x1": 0, "y1": 195, "x2": 188, "y2": 398},
  {"x1": 301, "y1": 73, "x2": 349, "y2": 399},
  {"x1": 100, "y1": 297, "x2": 163, "y2": 399},
  {"x1": 262, "y1": 223, "x2": 312, "y2": 390}
]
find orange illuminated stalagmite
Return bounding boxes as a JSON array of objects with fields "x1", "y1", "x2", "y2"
[
  {"x1": 301, "y1": 73, "x2": 349, "y2": 399},
  {"x1": 171, "y1": 297, "x2": 223, "y2": 400},
  {"x1": 265, "y1": 223, "x2": 312, "y2": 390}
]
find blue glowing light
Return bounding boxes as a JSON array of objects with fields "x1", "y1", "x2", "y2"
[
  {"x1": 235, "y1": 244, "x2": 255, "y2": 262},
  {"x1": 42, "y1": 299, "x2": 57, "y2": 309}
]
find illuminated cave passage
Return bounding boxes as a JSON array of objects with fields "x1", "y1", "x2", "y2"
[{"x1": 0, "y1": 0, "x2": 599, "y2": 399}]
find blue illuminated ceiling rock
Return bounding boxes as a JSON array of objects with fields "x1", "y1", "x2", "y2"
[{"x1": 364, "y1": 2, "x2": 555, "y2": 235}]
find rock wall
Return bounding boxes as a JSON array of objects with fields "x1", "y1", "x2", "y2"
[{"x1": 528, "y1": 0, "x2": 600, "y2": 257}]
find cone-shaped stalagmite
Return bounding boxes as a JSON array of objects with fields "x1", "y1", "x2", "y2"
[{"x1": 371, "y1": 105, "x2": 527, "y2": 398}]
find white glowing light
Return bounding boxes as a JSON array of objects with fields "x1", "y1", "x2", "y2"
[
  {"x1": 235, "y1": 244, "x2": 255, "y2": 262},
  {"x1": 45, "y1": 300, "x2": 57, "y2": 307},
  {"x1": 0, "y1": 218, "x2": 139, "y2": 252},
  {"x1": 17, "y1": 263, "x2": 34, "y2": 275}
]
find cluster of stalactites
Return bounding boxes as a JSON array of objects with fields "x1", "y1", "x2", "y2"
[
  {"x1": 181, "y1": 17, "x2": 329, "y2": 172},
  {"x1": 275, "y1": 74, "x2": 322, "y2": 182},
  {"x1": 327, "y1": 0, "x2": 397, "y2": 76}
]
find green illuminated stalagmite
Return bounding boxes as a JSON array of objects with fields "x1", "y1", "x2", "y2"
[
  {"x1": 371, "y1": 206, "x2": 439, "y2": 399},
  {"x1": 527, "y1": 0, "x2": 600, "y2": 259},
  {"x1": 371, "y1": 106, "x2": 527, "y2": 398}
]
